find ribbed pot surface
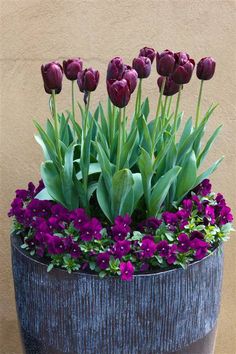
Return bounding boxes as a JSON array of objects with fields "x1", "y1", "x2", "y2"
[{"x1": 11, "y1": 235, "x2": 223, "y2": 354}]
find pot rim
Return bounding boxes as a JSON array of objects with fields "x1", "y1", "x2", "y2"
[{"x1": 11, "y1": 233, "x2": 222, "y2": 278}]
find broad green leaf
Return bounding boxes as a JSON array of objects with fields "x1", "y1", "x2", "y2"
[
  {"x1": 97, "y1": 176, "x2": 112, "y2": 222},
  {"x1": 76, "y1": 162, "x2": 101, "y2": 181},
  {"x1": 197, "y1": 125, "x2": 222, "y2": 167},
  {"x1": 149, "y1": 166, "x2": 181, "y2": 216},
  {"x1": 194, "y1": 157, "x2": 224, "y2": 188},
  {"x1": 112, "y1": 169, "x2": 134, "y2": 217},
  {"x1": 34, "y1": 187, "x2": 54, "y2": 201},
  {"x1": 138, "y1": 148, "x2": 153, "y2": 208},
  {"x1": 41, "y1": 161, "x2": 65, "y2": 206},
  {"x1": 175, "y1": 150, "x2": 197, "y2": 202}
]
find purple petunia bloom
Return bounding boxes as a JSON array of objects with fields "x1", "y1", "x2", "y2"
[
  {"x1": 182, "y1": 199, "x2": 193, "y2": 213},
  {"x1": 162, "y1": 212, "x2": 178, "y2": 225},
  {"x1": 138, "y1": 217, "x2": 162, "y2": 233},
  {"x1": 70, "y1": 242, "x2": 82, "y2": 259},
  {"x1": 80, "y1": 218, "x2": 103, "y2": 241},
  {"x1": 177, "y1": 233, "x2": 191, "y2": 253},
  {"x1": 114, "y1": 214, "x2": 132, "y2": 231},
  {"x1": 205, "y1": 205, "x2": 215, "y2": 224},
  {"x1": 97, "y1": 252, "x2": 110, "y2": 270},
  {"x1": 191, "y1": 195, "x2": 203, "y2": 212},
  {"x1": 140, "y1": 262, "x2": 150, "y2": 272},
  {"x1": 114, "y1": 240, "x2": 131, "y2": 259},
  {"x1": 15, "y1": 189, "x2": 29, "y2": 201},
  {"x1": 70, "y1": 208, "x2": 89, "y2": 230},
  {"x1": 167, "y1": 244, "x2": 178, "y2": 265},
  {"x1": 191, "y1": 238, "x2": 210, "y2": 260},
  {"x1": 190, "y1": 231, "x2": 204, "y2": 240},
  {"x1": 47, "y1": 235, "x2": 66, "y2": 255},
  {"x1": 219, "y1": 206, "x2": 233, "y2": 225},
  {"x1": 51, "y1": 204, "x2": 69, "y2": 222},
  {"x1": 156, "y1": 240, "x2": 169, "y2": 258},
  {"x1": 140, "y1": 238, "x2": 157, "y2": 258},
  {"x1": 111, "y1": 223, "x2": 129, "y2": 241},
  {"x1": 120, "y1": 261, "x2": 134, "y2": 281},
  {"x1": 194, "y1": 179, "x2": 212, "y2": 196}
]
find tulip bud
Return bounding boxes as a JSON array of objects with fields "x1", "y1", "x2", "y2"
[
  {"x1": 196, "y1": 57, "x2": 216, "y2": 80},
  {"x1": 77, "y1": 68, "x2": 100, "y2": 92},
  {"x1": 139, "y1": 47, "x2": 156, "y2": 63},
  {"x1": 172, "y1": 52, "x2": 195, "y2": 84},
  {"x1": 122, "y1": 65, "x2": 138, "y2": 93},
  {"x1": 156, "y1": 49, "x2": 175, "y2": 76},
  {"x1": 132, "y1": 56, "x2": 151, "y2": 79},
  {"x1": 157, "y1": 76, "x2": 180, "y2": 96},
  {"x1": 41, "y1": 61, "x2": 63, "y2": 94},
  {"x1": 107, "y1": 57, "x2": 125, "y2": 81},
  {"x1": 63, "y1": 58, "x2": 83, "y2": 81},
  {"x1": 107, "y1": 79, "x2": 131, "y2": 108}
]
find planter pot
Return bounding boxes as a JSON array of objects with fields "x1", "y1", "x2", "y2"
[{"x1": 11, "y1": 234, "x2": 223, "y2": 354}]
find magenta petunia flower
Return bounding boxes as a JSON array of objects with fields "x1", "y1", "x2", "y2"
[
  {"x1": 167, "y1": 244, "x2": 178, "y2": 265},
  {"x1": 191, "y1": 238, "x2": 210, "y2": 260},
  {"x1": 111, "y1": 223, "x2": 129, "y2": 241},
  {"x1": 114, "y1": 240, "x2": 131, "y2": 259},
  {"x1": 194, "y1": 179, "x2": 212, "y2": 196},
  {"x1": 70, "y1": 208, "x2": 89, "y2": 230},
  {"x1": 47, "y1": 236, "x2": 65, "y2": 255},
  {"x1": 120, "y1": 261, "x2": 134, "y2": 281},
  {"x1": 97, "y1": 252, "x2": 110, "y2": 270},
  {"x1": 219, "y1": 206, "x2": 233, "y2": 225},
  {"x1": 70, "y1": 242, "x2": 82, "y2": 259},
  {"x1": 205, "y1": 205, "x2": 216, "y2": 224},
  {"x1": 140, "y1": 239, "x2": 157, "y2": 258},
  {"x1": 156, "y1": 240, "x2": 169, "y2": 258},
  {"x1": 177, "y1": 233, "x2": 191, "y2": 253},
  {"x1": 80, "y1": 218, "x2": 102, "y2": 241}
]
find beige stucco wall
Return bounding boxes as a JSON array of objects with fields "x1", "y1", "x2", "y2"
[{"x1": 0, "y1": 0, "x2": 236, "y2": 353}]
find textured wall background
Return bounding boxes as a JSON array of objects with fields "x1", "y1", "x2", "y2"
[{"x1": 0, "y1": 0, "x2": 235, "y2": 353}]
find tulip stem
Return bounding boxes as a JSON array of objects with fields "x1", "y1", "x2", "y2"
[
  {"x1": 173, "y1": 85, "x2": 182, "y2": 134},
  {"x1": 116, "y1": 108, "x2": 123, "y2": 172},
  {"x1": 51, "y1": 90, "x2": 62, "y2": 166},
  {"x1": 195, "y1": 80, "x2": 204, "y2": 128},
  {"x1": 109, "y1": 103, "x2": 115, "y2": 147},
  {"x1": 71, "y1": 80, "x2": 75, "y2": 122},
  {"x1": 167, "y1": 96, "x2": 173, "y2": 117},
  {"x1": 84, "y1": 92, "x2": 91, "y2": 137},
  {"x1": 122, "y1": 107, "x2": 126, "y2": 144},
  {"x1": 152, "y1": 76, "x2": 166, "y2": 147},
  {"x1": 135, "y1": 79, "x2": 142, "y2": 119}
]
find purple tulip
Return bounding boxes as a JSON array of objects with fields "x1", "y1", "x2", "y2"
[
  {"x1": 122, "y1": 65, "x2": 138, "y2": 93},
  {"x1": 77, "y1": 68, "x2": 100, "y2": 92},
  {"x1": 107, "y1": 56, "x2": 125, "y2": 80},
  {"x1": 196, "y1": 57, "x2": 216, "y2": 80},
  {"x1": 139, "y1": 47, "x2": 156, "y2": 63},
  {"x1": 156, "y1": 49, "x2": 176, "y2": 76},
  {"x1": 172, "y1": 52, "x2": 195, "y2": 85},
  {"x1": 41, "y1": 61, "x2": 63, "y2": 94},
  {"x1": 63, "y1": 58, "x2": 83, "y2": 81},
  {"x1": 157, "y1": 76, "x2": 180, "y2": 96},
  {"x1": 132, "y1": 56, "x2": 151, "y2": 79},
  {"x1": 107, "y1": 79, "x2": 131, "y2": 108}
]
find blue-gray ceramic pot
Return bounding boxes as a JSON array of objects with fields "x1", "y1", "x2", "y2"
[{"x1": 11, "y1": 234, "x2": 223, "y2": 354}]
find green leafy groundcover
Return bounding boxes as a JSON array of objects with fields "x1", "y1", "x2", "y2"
[{"x1": 9, "y1": 179, "x2": 233, "y2": 281}]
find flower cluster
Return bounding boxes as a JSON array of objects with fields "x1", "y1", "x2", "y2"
[{"x1": 9, "y1": 179, "x2": 233, "y2": 280}]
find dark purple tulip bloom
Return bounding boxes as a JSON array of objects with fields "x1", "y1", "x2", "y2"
[
  {"x1": 97, "y1": 252, "x2": 110, "y2": 270},
  {"x1": 132, "y1": 56, "x2": 151, "y2": 79},
  {"x1": 172, "y1": 52, "x2": 195, "y2": 85},
  {"x1": 80, "y1": 218, "x2": 102, "y2": 241},
  {"x1": 156, "y1": 49, "x2": 175, "y2": 76},
  {"x1": 156, "y1": 240, "x2": 169, "y2": 257},
  {"x1": 120, "y1": 261, "x2": 134, "y2": 281},
  {"x1": 122, "y1": 65, "x2": 138, "y2": 93},
  {"x1": 77, "y1": 68, "x2": 100, "y2": 92},
  {"x1": 140, "y1": 239, "x2": 156, "y2": 258},
  {"x1": 41, "y1": 61, "x2": 63, "y2": 93},
  {"x1": 63, "y1": 58, "x2": 83, "y2": 81},
  {"x1": 107, "y1": 56, "x2": 125, "y2": 80},
  {"x1": 177, "y1": 233, "x2": 191, "y2": 253},
  {"x1": 114, "y1": 240, "x2": 131, "y2": 259},
  {"x1": 107, "y1": 79, "x2": 131, "y2": 108},
  {"x1": 70, "y1": 243, "x2": 82, "y2": 259},
  {"x1": 139, "y1": 47, "x2": 156, "y2": 63},
  {"x1": 44, "y1": 83, "x2": 61, "y2": 95},
  {"x1": 157, "y1": 76, "x2": 180, "y2": 96},
  {"x1": 197, "y1": 57, "x2": 216, "y2": 80}
]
